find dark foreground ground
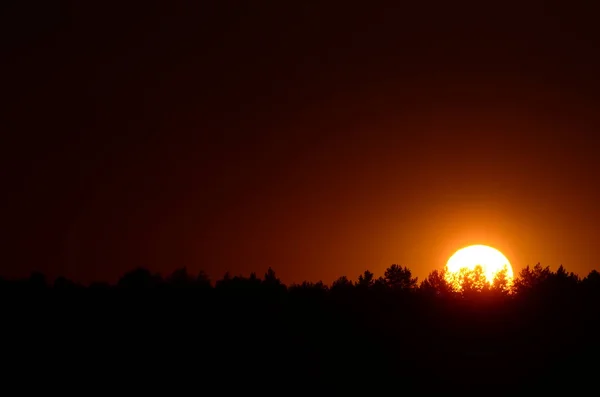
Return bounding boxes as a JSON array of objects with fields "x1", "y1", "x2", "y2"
[{"x1": 2, "y1": 287, "x2": 599, "y2": 393}]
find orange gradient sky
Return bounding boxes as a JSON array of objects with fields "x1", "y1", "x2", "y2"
[{"x1": 3, "y1": 2, "x2": 600, "y2": 284}]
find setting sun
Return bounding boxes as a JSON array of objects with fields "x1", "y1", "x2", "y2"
[{"x1": 445, "y1": 245, "x2": 514, "y2": 287}]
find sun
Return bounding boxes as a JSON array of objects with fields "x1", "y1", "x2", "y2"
[{"x1": 445, "y1": 244, "x2": 514, "y2": 287}]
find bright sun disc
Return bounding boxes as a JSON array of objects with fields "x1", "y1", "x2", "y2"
[{"x1": 445, "y1": 244, "x2": 514, "y2": 285}]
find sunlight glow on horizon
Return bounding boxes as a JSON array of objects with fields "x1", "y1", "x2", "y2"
[{"x1": 445, "y1": 244, "x2": 514, "y2": 286}]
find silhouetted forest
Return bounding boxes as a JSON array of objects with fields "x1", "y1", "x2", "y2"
[{"x1": 2, "y1": 264, "x2": 599, "y2": 391}]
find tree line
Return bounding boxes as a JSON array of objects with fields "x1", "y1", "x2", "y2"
[
  {"x1": 3, "y1": 263, "x2": 599, "y2": 300},
  {"x1": 2, "y1": 262, "x2": 599, "y2": 391}
]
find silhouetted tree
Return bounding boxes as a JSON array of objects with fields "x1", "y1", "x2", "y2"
[
  {"x1": 54, "y1": 276, "x2": 78, "y2": 290},
  {"x1": 490, "y1": 266, "x2": 512, "y2": 296},
  {"x1": 262, "y1": 267, "x2": 286, "y2": 293},
  {"x1": 384, "y1": 264, "x2": 418, "y2": 291},
  {"x1": 195, "y1": 270, "x2": 211, "y2": 288},
  {"x1": 582, "y1": 269, "x2": 600, "y2": 285},
  {"x1": 288, "y1": 281, "x2": 328, "y2": 301},
  {"x1": 313, "y1": 280, "x2": 327, "y2": 291},
  {"x1": 458, "y1": 265, "x2": 488, "y2": 297},
  {"x1": 118, "y1": 268, "x2": 162, "y2": 289},
  {"x1": 248, "y1": 271, "x2": 260, "y2": 283},
  {"x1": 373, "y1": 276, "x2": 387, "y2": 292},
  {"x1": 550, "y1": 264, "x2": 579, "y2": 292},
  {"x1": 227, "y1": 274, "x2": 262, "y2": 290},
  {"x1": 356, "y1": 270, "x2": 375, "y2": 289},
  {"x1": 263, "y1": 267, "x2": 282, "y2": 286},
  {"x1": 513, "y1": 263, "x2": 552, "y2": 294},
  {"x1": 28, "y1": 272, "x2": 47, "y2": 290},
  {"x1": 582, "y1": 269, "x2": 600, "y2": 290},
  {"x1": 215, "y1": 272, "x2": 232, "y2": 289},
  {"x1": 581, "y1": 269, "x2": 600, "y2": 303},
  {"x1": 419, "y1": 269, "x2": 453, "y2": 297},
  {"x1": 290, "y1": 280, "x2": 328, "y2": 292},
  {"x1": 331, "y1": 276, "x2": 354, "y2": 292},
  {"x1": 167, "y1": 267, "x2": 194, "y2": 287}
]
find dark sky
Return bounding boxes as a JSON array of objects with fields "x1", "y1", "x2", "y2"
[{"x1": 3, "y1": 1, "x2": 600, "y2": 284}]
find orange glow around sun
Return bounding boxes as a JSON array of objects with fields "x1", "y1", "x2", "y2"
[{"x1": 445, "y1": 244, "x2": 514, "y2": 290}]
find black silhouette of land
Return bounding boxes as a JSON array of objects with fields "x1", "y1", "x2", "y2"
[{"x1": 3, "y1": 264, "x2": 599, "y2": 391}]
